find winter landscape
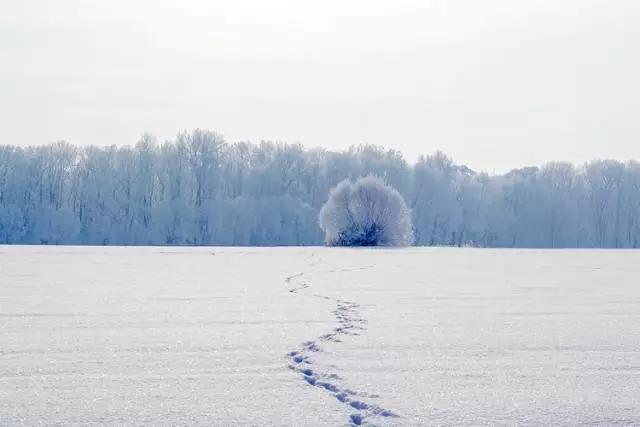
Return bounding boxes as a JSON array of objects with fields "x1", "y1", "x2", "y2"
[
  {"x1": 2, "y1": 246, "x2": 640, "y2": 426},
  {"x1": 3, "y1": 1, "x2": 640, "y2": 426}
]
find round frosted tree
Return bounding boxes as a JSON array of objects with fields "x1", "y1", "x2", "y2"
[{"x1": 319, "y1": 176, "x2": 413, "y2": 247}]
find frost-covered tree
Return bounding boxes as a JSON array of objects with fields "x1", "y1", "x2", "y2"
[
  {"x1": 411, "y1": 152, "x2": 462, "y2": 246},
  {"x1": 319, "y1": 176, "x2": 413, "y2": 247},
  {"x1": 0, "y1": 131, "x2": 639, "y2": 248}
]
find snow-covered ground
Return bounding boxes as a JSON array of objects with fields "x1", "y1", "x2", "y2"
[{"x1": 1, "y1": 246, "x2": 640, "y2": 426}]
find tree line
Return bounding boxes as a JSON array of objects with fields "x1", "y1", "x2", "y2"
[{"x1": 0, "y1": 129, "x2": 638, "y2": 247}]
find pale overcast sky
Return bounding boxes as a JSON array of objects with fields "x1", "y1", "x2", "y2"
[{"x1": 1, "y1": 0, "x2": 639, "y2": 172}]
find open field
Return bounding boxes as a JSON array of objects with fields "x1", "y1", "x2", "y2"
[{"x1": 1, "y1": 246, "x2": 640, "y2": 426}]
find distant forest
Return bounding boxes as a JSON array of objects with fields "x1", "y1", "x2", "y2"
[{"x1": 1, "y1": 129, "x2": 639, "y2": 248}]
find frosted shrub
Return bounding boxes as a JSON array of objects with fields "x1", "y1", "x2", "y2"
[{"x1": 319, "y1": 176, "x2": 413, "y2": 247}]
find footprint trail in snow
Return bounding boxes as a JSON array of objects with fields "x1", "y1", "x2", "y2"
[{"x1": 285, "y1": 266, "x2": 399, "y2": 426}]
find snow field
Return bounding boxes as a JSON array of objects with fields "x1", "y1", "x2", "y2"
[{"x1": 1, "y1": 246, "x2": 640, "y2": 425}]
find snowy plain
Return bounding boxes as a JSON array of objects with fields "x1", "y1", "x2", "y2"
[{"x1": 1, "y1": 246, "x2": 640, "y2": 426}]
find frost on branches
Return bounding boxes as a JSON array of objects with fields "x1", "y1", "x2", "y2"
[{"x1": 319, "y1": 176, "x2": 413, "y2": 247}]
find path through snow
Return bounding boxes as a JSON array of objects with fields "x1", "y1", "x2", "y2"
[{"x1": 285, "y1": 264, "x2": 399, "y2": 426}]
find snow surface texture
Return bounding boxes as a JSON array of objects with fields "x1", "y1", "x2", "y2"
[{"x1": 1, "y1": 246, "x2": 640, "y2": 426}]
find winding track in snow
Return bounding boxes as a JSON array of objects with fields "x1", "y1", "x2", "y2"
[{"x1": 285, "y1": 263, "x2": 399, "y2": 426}]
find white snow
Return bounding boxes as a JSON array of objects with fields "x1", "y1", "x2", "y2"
[{"x1": 1, "y1": 246, "x2": 640, "y2": 425}]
